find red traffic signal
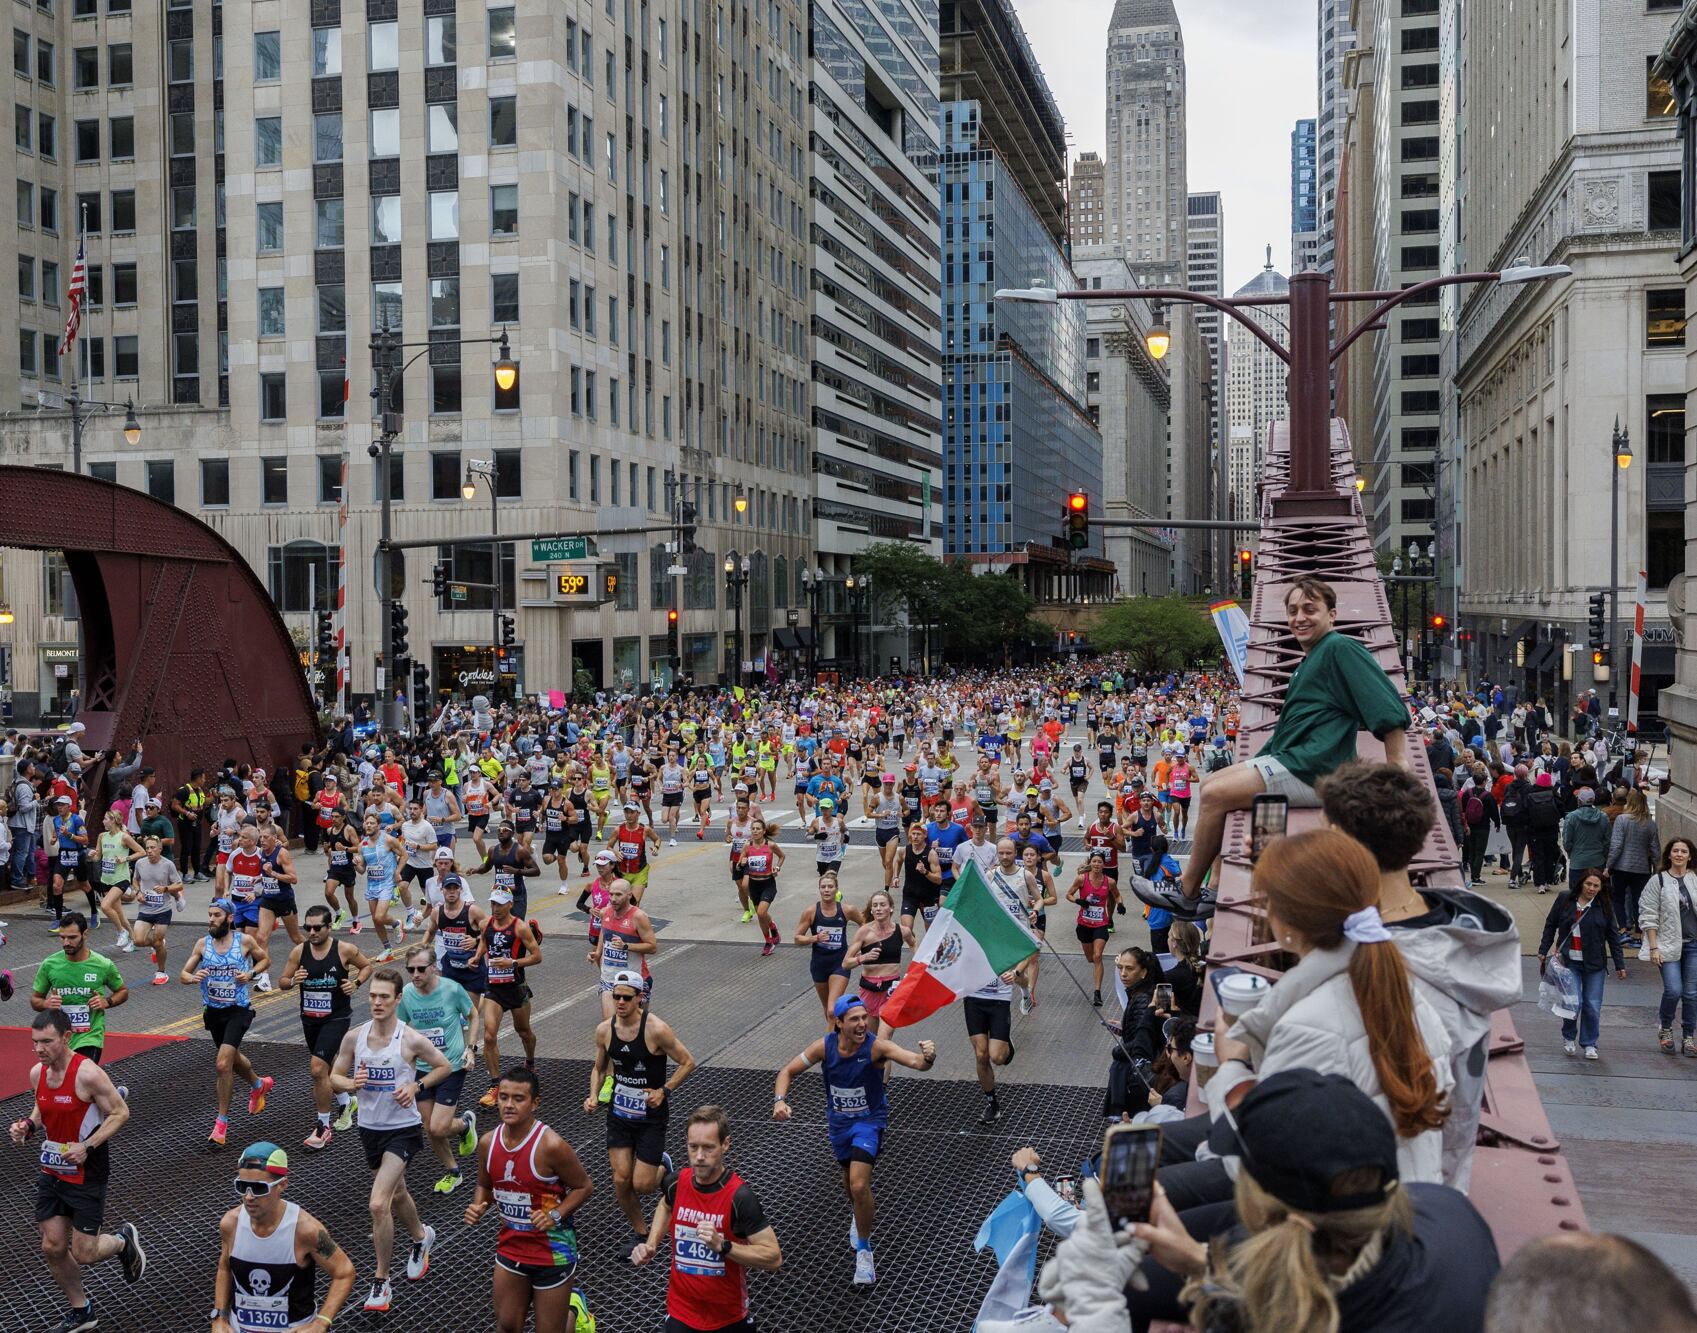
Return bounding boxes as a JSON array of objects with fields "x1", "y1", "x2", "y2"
[
  {"x1": 1431, "y1": 613, "x2": 1446, "y2": 629},
  {"x1": 1064, "y1": 491, "x2": 1089, "y2": 549},
  {"x1": 1239, "y1": 549, "x2": 1252, "y2": 565},
  {"x1": 667, "y1": 608, "x2": 679, "y2": 624},
  {"x1": 1068, "y1": 492, "x2": 1087, "y2": 512}
]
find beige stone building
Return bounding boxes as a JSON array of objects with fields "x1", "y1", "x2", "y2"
[
  {"x1": 1069, "y1": 150, "x2": 1105, "y2": 251},
  {"x1": 0, "y1": 0, "x2": 820, "y2": 719}
]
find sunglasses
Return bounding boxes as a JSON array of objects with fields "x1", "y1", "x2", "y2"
[
  {"x1": 406, "y1": 964, "x2": 432, "y2": 974},
  {"x1": 233, "y1": 1176, "x2": 282, "y2": 1197},
  {"x1": 303, "y1": 923, "x2": 328, "y2": 932},
  {"x1": 612, "y1": 991, "x2": 641, "y2": 1001}
]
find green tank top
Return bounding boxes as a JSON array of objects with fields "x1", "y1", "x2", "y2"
[{"x1": 99, "y1": 830, "x2": 129, "y2": 885}]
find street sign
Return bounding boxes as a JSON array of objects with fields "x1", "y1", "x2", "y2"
[
  {"x1": 449, "y1": 583, "x2": 468, "y2": 602},
  {"x1": 532, "y1": 536, "x2": 589, "y2": 562}
]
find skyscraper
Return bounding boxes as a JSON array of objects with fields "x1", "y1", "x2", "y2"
[
  {"x1": 1104, "y1": 0, "x2": 1187, "y2": 285},
  {"x1": 1290, "y1": 118, "x2": 1318, "y2": 273},
  {"x1": 1186, "y1": 190, "x2": 1227, "y2": 573},
  {"x1": 1224, "y1": 255, "x2": 1290, "y2": 522},
  {"x1": 1070, "y1": 152, "x2": 1107, "y2": 251},
  {"x1": 1316, "y1": 2, "x2": 1356, "y2": 274}
]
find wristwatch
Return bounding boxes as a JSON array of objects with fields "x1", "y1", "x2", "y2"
[
  {"x1": 209, "y1": 1309, "x2": 227, "y2": 1323},
  {"x1": 717, "y1": 1237, "x2": 733, "y2": 1258}
]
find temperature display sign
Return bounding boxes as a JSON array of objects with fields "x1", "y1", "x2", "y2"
[
  {"x1": 552, "y1": 563, "x2": 619, "y2": 606},
  {"x1": 556, "y1": 571, "x2": 593, "y2": 599}
]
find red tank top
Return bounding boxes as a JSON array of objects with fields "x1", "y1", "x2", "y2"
[
  {"x1": 36, "y1": 1053, "x2": 102, "y2": 1185},
  {"x1": 1085, "y1": 822, "x2": 1119, "y2": 869},
  {"x1": 614, "y1": 825, "x2": 649, "y2": 874},
  {"x1": 599, "y1": 904, "x2": 649, "y2": 979},
  {"x1": 315, "y1": 788, "x2": 340, "y2": 827},
  {"x1": 228, "y1": 849, "x2": 263, "y2": 901},
  {"x1": 667, "y1": 1167, "x2": 750, "y2": 1328},
  {"x1": 1076, "y1": 875, "x2": 1111, "y2": 928},
  {"x1": 742, "y1": 844, "x2": 775, "y2": 878},
  {"x1": 487, "y1": 1120, "x2": 577, "y2": 1268}
]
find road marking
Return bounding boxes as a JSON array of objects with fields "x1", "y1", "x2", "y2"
[{"x1": 525, "y1": 941, "x2": 698, "y2": 1024}]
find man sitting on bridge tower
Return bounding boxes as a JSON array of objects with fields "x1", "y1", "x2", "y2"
[{"x1": 1134, "y1": 576, "x2": 1411, "y2": 921}]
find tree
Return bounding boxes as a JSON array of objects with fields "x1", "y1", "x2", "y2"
[
  {"x1": 1093, "y1": 596, "x2": 1220, "y2": 675},
  {"x1": 852, "y1": 542, "x2": 1049, "y2": 667}
]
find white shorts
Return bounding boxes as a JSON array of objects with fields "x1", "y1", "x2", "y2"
[{"x1": 1247, "y1": 755, "x2": 1321, "y2": 808}]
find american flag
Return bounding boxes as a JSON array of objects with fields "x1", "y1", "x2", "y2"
[{"x1": 58, "y1": 238, "x2": 86, "y2": 357}]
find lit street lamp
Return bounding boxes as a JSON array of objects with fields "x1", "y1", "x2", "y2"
[
  {"x1": 1609, "y1": 418, "x2": 1633, "y2": 714},
  {"x1": 461, "y1": 457, "x2": 501, "y2": 700},
  {"x1": 724, "y1": 553, "x2": 750, "y2": 685},
  {"x1": 844, "y1": 573, "x2": 872, "y2": 678}
]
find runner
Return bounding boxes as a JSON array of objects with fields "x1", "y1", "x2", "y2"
[
  {"x1": 841, "y1": 890, "x2": 912, "y2": 1036},
  {"x1": 396, "y1": 946, "x2": 481, "y2": 1195},
  {"x1": 592, "y1": 877, "x2": 658, "y2": 1020},
  {"x1": 658, "y1": 749, "x2": 687, "y2": 845},
  {"x1": 92, "y1": 809, "x2": 143, "y2": 954},
  {"x1": 608, "y1": 802, "x2": 661, "y2": 905},
  {"x1": 629, "y1": 1104, "x2": 782, "y2": 1330},
  {"x1": 327, "y1": 966, "x2": 454, "y2": 1313},
  {"x1": 210, "y1": 1140, "x2": 356, "y2": 1333},
  {"x1": 1017, "y1": 842, "x2": 1059, "y2": 1013},
  {"x1": 46, "y1": 795, "x2": 94, "y2": 930},
  {"x1": 252, "y1": 825, "x2": 302, "y2": 993},
  {"x1": 585, "y1": 972, "x2": 696, "y2": 1257},
  {"x1": 180, "y1": 900, "x2": 273, "y2": 1147},
  {"x1": 211, "y1": 786, "x2": 247, "y2": 897},
  {"x1": 319, "y1": 809, "x2": 359, "y2": 930},
  {"x1": 867, "y1": 773, "x2": 904, "y2": 891},
  {"x1": 794, "y1": 871, "x2": 863, "y2": 1019},
  {"x1": 723, "y1": 790, "x2": 759, "y2": 923},
  {"x1": 541, "y1": 780, "x2": 577, "y2": 897},
  {"x1": 129, "y1": 835, "x2": 185, "y2": 985},
  {"x1": 353, "y1": 812, "x2": 406, "y2": 957},
  {"x1": 463, "y1": 1066, "x2": 596, "y2": 1333},
  {"x1": 1067, "y1": 849, "x2": 1119, "y2": 1007},
  {"x1": 809, "y1": 797, "x2": 849, "y2": 879},
  {"x1": 689, "y1": 747, "x2": 715, "y2": 840},
  {"x1": 398, "y1": 799, "x2": 440, "y2": 932},
  {"x1": 30, "y1": 914, "x2": 128, "y2": 1067},
  {"x1": 734, "y1": 817, "x2": 786, "y2": 956},
  {"x1": 964, "y1": 847, "x2": 1034, "y2": 1127},
  {"x1": 10, "y1": 1010, "x2": 146, "y2": 1333},
  {"x1": 278, "y1": 904, "x2": 375, "y2": 1149},
  {"x1": 476, "y1": 888, "x2": 543, "y2": 1108},
  {"x1": 225, "y1": 824, "x2": 267, "y2": 965},
  {"x1": 771, "y1": 996, "x2": 936, "y2": 1285}
]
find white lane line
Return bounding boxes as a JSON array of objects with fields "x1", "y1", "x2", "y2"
[{"x1": 525, "y1": 941, "x2": 698, "y2": 1024}]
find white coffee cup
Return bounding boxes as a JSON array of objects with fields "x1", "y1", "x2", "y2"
[
  {"x1": 1215, "y1": 972, "x2": 1270, "y2": 1018},
  {"x1": 1191, "y1": 1031, "x2": 1218, "y2": 1088}
]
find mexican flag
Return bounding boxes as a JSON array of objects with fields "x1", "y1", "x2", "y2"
[{"x1": 880, "y1": 862, "x2": 1038, "y2": 1028}]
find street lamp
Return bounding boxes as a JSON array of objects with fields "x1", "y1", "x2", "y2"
[
  {"x1": 492, "y1": 329, "x2": 518, "y2": 393},
  {"x1": 801, "y1": 564, "x2": 825, "y2": 680},
  {"x1": 733, "y1": 484, "x2": 748, "y2": 516},
  {"x1": 1145, "y1": 302, "x2": 1171, "y2": 362},
  {"x1": 1608, "y1": 417, "x2": 1633, "y2": 714},
  {"x1": 462, "y1": 457, "x2": 501, "y2": 701},
  {"x1": 724, "y1": 553, "x2": 750, "y2": 684},
  {"x1": 844, "y1": 573, "x2": 872, "y2": 677}
]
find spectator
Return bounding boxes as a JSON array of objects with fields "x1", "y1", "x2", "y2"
[
  {"x1": 1461, "y1": 763, "x2": 1499, "y2": 887},
  {"x1": 1104, "y1": 946, "x2": 1165, "y2": 1119},
  {"x1": 1152, "y1": 1016, "x2": 1196, "y2": 1112},
  {"x1": 1484, "y1": 1233, "x2": 1697, "y2": 1333},
  {"x1": 1498, "y1": 763, "x2": 1534, "y2": 886},
  {"x1": 1432, "y1": 767, "x2": 1464, "y2": 853},
  {"x1": 1143, "y1": 577, "x2": 1411, "y2": 920},
  {"x1": 1561, "y1": 786, "x2": 1611, "y2": 893},
  {"x1": 1525, "y1": 771, "x2": 1564, "y2": 893},
  {"x1": 1639, "y1": 836, "x2": 1697, "y2": 1057},
  {"x1": 8, "y1": 759, "x2": 39, "y2": 888},
  {"x1": 1128, "y1": 1071, "x2": 1499, "y2": 1333},
  {"x1": 1605, "y1": 788, "x2": 1659, "y2": 944},
  {"x1": 1537, "y1": 868, "x2": 1626, "y2": 1060},
  {"x1": 1164, "y1": 920, "x2": 1205, "y2": 1017},
  {"x1": 1318, "y1": 761, "x2": 1521, "y2": 1190}
]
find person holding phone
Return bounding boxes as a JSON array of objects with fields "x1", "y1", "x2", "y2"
[{"x1": 1134, "y1": 577, "x2": 1411, "y2": 922}]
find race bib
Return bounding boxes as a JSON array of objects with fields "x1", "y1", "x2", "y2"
[
  {"x1": 611, "y1": 1080, "x2": 648, "y2": 1120},
  {"x1": 62, "y1": 1003, "x2": 92, "y2": 1033},
  {"x1": 231, "y1": 874, "x2": 258, "y2": 902},
  {"x1": 1083, "y1": 903, "x2": 1105, "y2": 926},
  {"x1": 99, "y1": 858, "x2": 116, "y2": 878},
  {"x1": 142, "y1": 891, "x2": 171, "y2": 914},
  {"x1": 494, "y1": 870, "x2": 516, "y2": 891},
  {"x1": 829, "y1": 1082, "x2": 870, "y2": 1117},
  {"x1": 494, "y1": 1187, "x2": 535, "y2": 1230},
  {"x1": 364, "y1": 1063, "x2": 398, "y2": 1092},
  {"x1": 420, "y1": 1026, "x2": 448, "y2": 1050},
  {"x1": 208, "y1": 979, "x2": 239, "y2": 1005},
  {"x1": 261, "y1": 877, "x2": 283, "y2": 897},
  {"x1": 673, "y1": 1231, "x2": 726, "y2": 1277},
  {"x1": 815, "y1": 924, "x2": 844, "y2": 951},
  {"x1": 233, "y1": 1294, "x2": 291, "y2": 1330},
  {"x1": 39, "y1": 1139, "x2": 77, "y2": 1174},
  {"x1": 301, "y1": 990, "x2": 333, "y2": 1018},
  {"x1": 488, "y1": 957, "x2": 516, "y2": 982},
  {"x1": 602, "y1": 937, "x2": 629, "y2": 967}
]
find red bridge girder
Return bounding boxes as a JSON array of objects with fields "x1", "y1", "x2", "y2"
[{"x1": 0, "y1": 465, "x2": 320, "y2": 806}]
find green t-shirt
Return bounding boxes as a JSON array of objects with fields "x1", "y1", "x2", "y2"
[
  {"x1": 1259, "y1": 630, "x2": 1410, "y2": 786},
  {"x1": 33, "y1": 950, "x2": 126, "y2": 1051},
  {"x1": 138, "y1": 812, "x2": 176, "y2": 850},
  {"x1": 397, "y1": 978, "x2": 473, "y2": 1073}
]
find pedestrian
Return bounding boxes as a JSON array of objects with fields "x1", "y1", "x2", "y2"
[
  {"x1": 1460, "y1": 763, "x2": 1498, "y2": 886},
  {"x1": 1639, "y1": 836, "x2": 1697, "y2": 1057},
  {"x1": 1498, "y1": 763, "x2": 1533, "y2": 886},
  {"x1": 1561, "y1": 785, "x2": 1611, "y2": 894},
  {"x1": 1525, "y1": 770, "x2": 1564, "y2": 892},
  {"x1": 1605, "y1": 787, "x2": 1659, "y2": 943},
  {"x1": 1538, "y1": 868, "x2": 1627, "y2": 1060}
]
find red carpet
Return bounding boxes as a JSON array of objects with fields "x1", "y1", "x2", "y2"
[{"x1": 0, "y1": 1026, "x2": 186, "y2": 1100}]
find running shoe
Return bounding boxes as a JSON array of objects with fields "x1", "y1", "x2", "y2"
[
  {"x1": 175, "y1": 895, "x2": 188, "y2": 914},
  {"x1": 333, "y1": 908, "x2": 351, "y2": 929},
  {"x1": 432, "y1": 1171, "x2": 462, "y2": 1195},
  {"x1": 406, "y1": 1224, "x2": 436, "y2": 1280},
  {"x1": 1125, "y1": 874, "x2": 1216, "y2": 922},
  {"x1": 556, "y1": 884, "x2": 573, "y2": 896},
  {"x1": 598, "y1": 1075, "x2": 613, "y2": 1105},
  {"x1": 362, "y1": 1279, "x2": 393, "y2": 1313},
  {"x1": 479, "y1": 1085, "x2": 499, "y2": 1108},
  {"x1": 853, "y1": 1248, "x2": 877, "y2": 1285},
  {"x1": 114, "y1": 929, "x2": 126, "y2": 949},
  {"x1": 118, "y1": 933, "x2": 135, "y2": 954},
  {"x1": 457, "y1": 1114, "x2": 479, "y2": 1157},
  {"x1": 849, "y1": 1218, "x2": 860, "y2": 1250},
  {"x1": 253, "y1": 973, "x2": 272, "y2": 993},
  {"x1": 151, "y1": 972, "x2": 168, "y2": 986},
  {"x1": 977, "y1": 1095, "x2": 1002, "y2": 1125},
  {"x1": 661, "y1": 1149, "x2": 674, "y2": 1177},
  {"x1": 761, "y1": 936, "x2": 776, "y2": 957},
  {"x1": 304, "y1": 1125, "x2": 333, "y2": 1150},
  {"x1": 118, "y1": 1222, "x2": 146, "y2": 1284},
  {"x1": 333, "y1": 1098, "x2": 357, "y2": 1131},
  {"x1": 1019, "y1": 989, "x2": 1032, "y2": 1016},
  {"x1": 740, "y1": 907, "x2": 754, "y2": 923},
  {"x1": 0, "y1": 969, "x2": 12, "y2": 1002},
  {"x1": 348, "y1": 917, "x2": 363, "y2": 934},
  {"x1": 209, "y1": 1115, "x2": 228, "y2": 1147},
  {"x1": 1092, "y1": 990, "x2": 1102, "y2": 1008},
  {"x1": 668, "y1": 837, "x2": 677, "y2": 847},
  {"x1": 58, "y1": 1303, "x2": 98, "y2": 1333},
  {"x1": 247, "y1": 1076, "x2": 273, "y2": 1116},
  {"x1": 696, "y1": 828, "x2": 705, "y2": 841}
]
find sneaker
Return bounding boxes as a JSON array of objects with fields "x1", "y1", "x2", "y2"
[
  {"x1": 348, "y1": 917, "x2": 364, "y2": 934},
  {"x1": 117, "y1": 1221, "x2": 146, "y2": 1284},
  {"x1": 58, "y1": 1303, "x2": 98, "y2": 1333},
  {"x1": 1563, "y1": 1040, "x2": 1577, "y2": 1057},
  {"x1": 458, "y1": 1114, "x2": 479, "y2": 1157},
  {"x1": 479, "y1": 1085, "x2": 499, "y2": 1108},
  {"x1": 247, "y1": 1076, "x2": 273, "y2": 1116},
  {"x1": 621, "y1": 1233, "x2": 646, "y2": 1262},
  {"x1": 304, "y1": 1125, "x2": 332, "y2": 1150},
  {"x1": 175, "y1": 895, "x2": 188, "y2": 914},
  {"x1": 333, "y1": 908, "x2": 351, "y2": 929},
  {"x1": 1126, "y1": 874, "x2": 1216, "y2": 922},
  {"x1": 762, "y1": 936, "x2": 776, "y2": 957},
  {"x1": 1091, "y1": 989, "x2": 1102, "y2": 1008},
  {"x1": 406, "y1": 1224, "x2": 435, "y2": 1280},
  {"x1": 977, "y1": 1096, "x2": 1002, "y2": 1126},
  {"x1": 668, "y1": 837, "x2": 678, "y2": 847},
  {"x1": 151, "y1": 972, "x2": 168, "y2": 986},
  {"x1": 0, "y1": 970, "x2": 12, "y2": 1002},
  {"x1": 557, "y1": 884, "x2": 573, "y2": 896},
  {"x1": 333, "y1": 1099, "x2": 356, "y2": 1132},
  {"x1": 598, "y1": 1075, "x2": 614, "y2": 1105},
  {"x1": 253, "y1": 972, "x2": 272, "y2": 993},
  {"x1": 432, "y1": 1171, "x2": 462, "y2": 1195},
  {"x1": 362, "y1": 1279, "x2": 393, "y2": 1313},
  {"x1": 740, "y1": 907, "x2": 754, "y2": 923},
  {"x1": 661, "y1": 1149, "x2": 674, "y2": 1177},
  {"x1": 530, "y1": 919, "x2": 545, "y2": 943},
  {"x1": 1019, "y1": 989, "x2": 1032, "y2": 1016},
  {"x1": 118, "y1": 933, "x2": 135, "y2": 954},
  {"x1": 1684, "y1": 1036, "x2": 1696, "y2": 1057},
  {"x1": 1584, "y1": 1046, "x2": 1599, "y2": 1061},
  {"x1": 1659, "y1": 1027, "x2": 1675, "y2": 1052},
  {"x1": 209, "y1": 1115, "x2": 228, "y2": 1147},
  {"x1": 853, "y1": 1247, "x2": 877, "y2": 1285},
  {"x1": 697, "y1": 828, "x2": 705, "y2": 841},
  {"x1": 849, "y1": 1218, "x2": 860, "y2": 1250}
]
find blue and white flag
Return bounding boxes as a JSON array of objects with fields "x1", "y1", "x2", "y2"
[
  {"x1": 973, "y1": 1189, "x2": 1042, "y2": 1328},
  {"x1": 1209, "y1": 600, "x2": 1251, "y2": 684}
]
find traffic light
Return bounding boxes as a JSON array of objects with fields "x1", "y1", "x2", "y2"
[
  {"x1": 667, "y1": 607, "x2": 680, "y2": 661},
  {"x1": 679, "y1": 501, "x2": 698, "y2": 556},
  {"x1": 1430, "y1": 613, "x2": 1446, "y2": 632},
  {"x1": 431, "y1": 562, "x2": 448, "y2": 599},
  {"x1": 1064, "y1": 492, "x2": 1089, "y2": 550},
  {"x1": 411, "y1": 660, "x2": 430, "y2": 700},
  {"x1": 314, "y1": 609, "x2": 334, "y2": 662},
  {"x1": 499, "y1": 614, "x2": 516, "y2": 649},
  {"x1": 390, "y1": 602, "x2": 410, "y2": 659},
  {"x1": 1586, "y1": 591, "x2": 1607, "y2": 651},
  {"x1": 1238, "y1": 548, "x2": 1253, "y2": 597},
  {"x1": 1592, "y1": 649, "x2": 1605, "y2": 667}
]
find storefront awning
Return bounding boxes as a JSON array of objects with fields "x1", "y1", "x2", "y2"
[
  {"x1": 1524, "y1": 642, "x2": 1557, "y2": 673},
  {"x1": 772, "y1": 627, "x2": 800, "y2": 650},
  {"x1": 1508, "y1": 619, "x2": 1537, "y2": 644}
]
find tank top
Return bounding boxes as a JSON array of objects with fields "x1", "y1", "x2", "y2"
[
  {"x1": 667, "y1": 1168, "x2": 751, "y2": 1328},
  {"x1": 810, "y1": 902, "x2": 848, "y2": 958},
  {"x1": 1076, "y1": 875, "x2": 1111, "y2": 928},
  {"x1": 874, "y1": 796, "x2": 902, "y2": 831},
  {"x1": 860, "y1": 925, "x2": 903, "y2": 968},
  {"x1": 1085, "y1": 821, "x2": 1120, "y2": 870},
  {"x1": 489, "y1": 1120, "x2": 577, "y2": 1268},
  {"x1": 324, "y1": 827, "x2": 353, "y2": 870},
  {"x1": 35, "y1": 1053, "x2": 106, "y2": 1185},
  {"x1": 435, "y1": 901, "x2": 480, "y2": 975},
  {"x1": 463, "y1": 781, "x2": 490, "y2": 816},
  {"x1": 201, "y1": 932, "x2": 252, "y2": 1009},
  {"x1": 423, "y1": 789, "x2": 454, "y2": 823},
  {"x1": 608, "y1": 1008, "x2": 668, "y2": 1122},
  {"x1": 361, "y1": 838, "x2": 397, "y2": 893},
  {"x1": 612, "y1": 824, "x2": 649, "y2": 875},
  {"x1": 823, "y1": 1030, "x2": 888, "y2": 1132},
  {"x1": 216, "y1": 807, "x2": 244, "y2": 853},
  {"x1": 816, "y1": 817, "x2": 845, "y2": 862},
  {"x1": 352, "y1": 1021, "x2": 422, "y2": 1131},
  {"x1": 296, "y1": 940, "x2": 351, "y2": 1023},
  {"x1": 742, "y1": 843, "x2": 776, "y2": 879},
  {"x1": 903, "y1": 845, "x2": 937, "y2": 897},
  {"x1": 228, "y1": 848, "x2": 263, "y2": 904},
  {"x1": 231, "y1": 1201, "x2": 316, "y2": 1332},
  {"x1": 259, "y1": 846, "x2": 286, "y2": 898},
  {"x1": 97, "y1": 830, "x2": 128, "y2": 886},
  {"x1": 483, "y1": 917, "x2": 526, "y2": 988},
  {"x1": 599, "y1": 904, "x2": 649, "y2": 983},
  {"x1": 726, "y1": 815, "x2": 755, "y2": 861}
]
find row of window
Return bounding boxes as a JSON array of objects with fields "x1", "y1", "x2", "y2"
[
  {"x1": 12, "y1": 104, "x2": 131, "y2": 161},
  {"x1": 246, "y1": 185, "x2": 519, "y2": 253}
]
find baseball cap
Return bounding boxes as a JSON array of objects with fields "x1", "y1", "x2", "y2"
[
  {"x1": 237, "y1": 1142, "x2": 290, "y2": 1177},
  {"x1": 595, "y1": 849, "x2": 616, "y2": 865},
  {"x1": 1025, "y1": 786, "x2": 1040, "y2": 797},
  {"x1": 209, "y1": 897, "x2": 235, "y2": 916},
  {"x1": 623, "y1": 801, "x2": 641, "y2": 811},
  {"x1": 833, "y1": 993, "x2": 867, "y2": 1019},
  {"x1": 610, "y1": 970, "x2": 645, "y2": 995},
  {"x1": 1206, "y1": 1069, "x2": 1398, "y2": 1215},
  {"x1": 53, "y1": 794, "x2": 71, "y2": 805},
  {"x1": 881, "y1": 772, "x2": 896, "y2": 783},
  {"x1": 819, "y1": 798, "x2": 836, "y2": 811},
  {"x1": 433, "y1": 847, "x2": 454, "y2": 862},
  {"x1": 489, "y1": 888, "x2": 514, "y2": 905}
]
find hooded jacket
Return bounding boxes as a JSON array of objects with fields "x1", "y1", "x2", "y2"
[
  {"x1": 1215, "y1": 943, "x2": 1454, "y2": 1186},
  {"x1": 1561, "y1": 804, "x2": 1611, "y2": 870},
  {"x1": 1387, "y1": 887, "x2": 1522, "y2": 1190}
]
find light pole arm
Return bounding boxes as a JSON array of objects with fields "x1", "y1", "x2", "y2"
[
  {"x1": 1049, "y1": 288, "x2": 1293, "y2": 364},
  {"x1": 1328, "y1": 272, "x2": 1504, "y2": 365}
]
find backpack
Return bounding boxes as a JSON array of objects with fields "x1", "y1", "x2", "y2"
[
  {"x1": 1464, "y1": 792, "x2": 1485, "y2": 828},
  {"x1": 1527, "y1": 787, "x2": 1561, "y2": 829},
  {"x1": 1499, "y1": 783, "x2": 1527, "y2": 826},
  {"x1": 48, "y1": 738, "x2": 69, "y2": 773}
]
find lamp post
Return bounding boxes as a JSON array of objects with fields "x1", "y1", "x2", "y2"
[
  {"x1": 994, "y1": 256, "x2": 1570, "y2": 517},
  {"x1": 1392, "y1": 555, "x2": 1406, "y2": 664},
  {"x1": 372, "y1": 326, "x2": 517, "y2": 730},
  {"x1": 844, "y1": 573, "x2": 872, "y2": 678},
  {"x1": 461, "y1": 458, "x2": 500, "y2": 698},
  {"x1": 724, "y1": 553, "x2": 749, "y2": 685},
  {"x1": 1609, "y1": 418, "x2": 1633, "y2": 715},
  {"x1": 800, "y1": 565, "x2": 823, "y2": 682}
]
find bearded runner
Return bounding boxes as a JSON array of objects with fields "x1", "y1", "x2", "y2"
[{"x1": 879, "y1": 862, "x2": 1037, "y2": 1029}]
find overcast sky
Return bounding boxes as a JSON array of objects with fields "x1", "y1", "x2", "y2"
[{"x1": 1021, "y1": 0, "x2": 1319, "y2": 291}]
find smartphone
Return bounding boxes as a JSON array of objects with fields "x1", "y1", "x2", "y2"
[
  {"x1": 1249, "y1": 793, "x2": 1288, "y2": 863},
  {"x1": 1207, "y1": 964, "x2": 1245, "y2": 1006},
  {"x1": 1100, "y1": 1123, "x2": 1163, "y2": 1230},
  {"x1": 1153, "y1": 983, "x2": 1175, "y2": 1012}
]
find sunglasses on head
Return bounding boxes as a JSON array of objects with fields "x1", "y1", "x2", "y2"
[{"x1": 234, "y1": 1176, "x2": 282, "y2": 1197}]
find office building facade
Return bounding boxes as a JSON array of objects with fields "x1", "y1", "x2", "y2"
[
  {"x1": 1291, "y1": 117, "x2": 1318, "y2": 272},
  {"x1": 1104, "y1": 0, "x2": 1186, "y2": 285},
  {"x1": 1317, "y1": 0, "x2": 1356, "y2": 274},
  {"x1": 1069, "y1": 150, "x2": 1105, "y2": 250}
]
